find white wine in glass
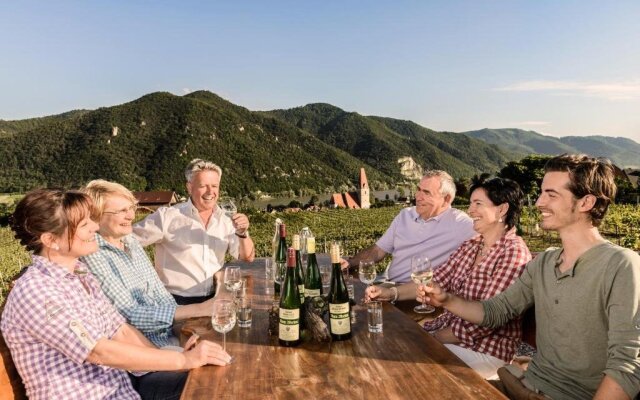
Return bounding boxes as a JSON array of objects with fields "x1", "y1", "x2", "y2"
[
  {"x1": 411, "y1": 254, "x2": 435, "y2": 314},
  {"x1": 224, "y1": 266, "x2": 242, "y2": 295},
  {"x1": 211, "y1": 299, "x2": 236, "y2": 354},
  {"x1": 219, "y1": 198, "x2": 237, "y2": 218}
]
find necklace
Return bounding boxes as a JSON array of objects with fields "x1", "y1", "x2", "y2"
[{"x1": 478, "y1": 242, "x2": 492, "y2": 257}]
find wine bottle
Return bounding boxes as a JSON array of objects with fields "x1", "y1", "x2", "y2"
[
  {"x1": 275, "y1": 223, "x2": 287, "y2": 296},
  {"x1": 304, "y1": 237, "x2": 322, "y2": 298},
  {"x1": 279, "y1": 247, "x2": 301, "y2": 347},
  {"x1": 328, "y1": 243, "x2": 351, "y2": 341},
  {"x1": 292, "y1": 234, "x2": 305, "y2": 303}
]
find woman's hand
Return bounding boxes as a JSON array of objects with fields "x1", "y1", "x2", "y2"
[
  {"x1": 182, "y1": 339, "x2": 232, "y2": 369},
  {"x1": 365, "y1": 285, "x2": 394, "y2": 302},
  {"x1": 416, "y1": 281, "x2": 449, "y2": 307}
]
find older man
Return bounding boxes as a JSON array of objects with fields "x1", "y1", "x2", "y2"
[
  {"x1": 134, "y1": 159, "x2": 255, "y2": 305},
  {"x1": 421, "y1": 154, "x2": 640, "y2": 400},
  {"x1": 344, "y1": 170, "x2": 475, "y2": 301}
]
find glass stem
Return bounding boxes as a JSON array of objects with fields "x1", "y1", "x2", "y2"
[{"x1": 223, "y1": 332, "x2": 226, "y2": 351}]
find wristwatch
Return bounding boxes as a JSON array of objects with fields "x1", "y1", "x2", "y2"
[{"x1": 235, "y1": 231, "x2": 249, "y2": 239}]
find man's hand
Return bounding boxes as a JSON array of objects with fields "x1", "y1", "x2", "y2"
[
  {"x1": 340, "y1": 258, "x2": 350, "y2": 270},
  {"x1": 182, "y1": 340, "x2": 232, "y2": 369},
  {"x1": 231, "y1": 213, "x2": 250, "y2": 235},
  {"x1": 417, "y1": 281, "x2": 450, "y2": 307}
]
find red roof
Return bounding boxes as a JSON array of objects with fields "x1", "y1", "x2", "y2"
[
  {"x1": 133, "y1": 191, "x2": 178, "y2": 205},
  {"x1": 331, "y1": 193, "x2": 346, "y2": 208},
  {"x1": 359, "y1": 167, "x2": 369, "y2": 188},
  {"x1": 344, "y1": 192, "x2": 360, "y2": 209}
]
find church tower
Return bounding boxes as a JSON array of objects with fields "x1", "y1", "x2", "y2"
[{"x1": 359, "y1": 167, "x2": 370, "y2": 209}]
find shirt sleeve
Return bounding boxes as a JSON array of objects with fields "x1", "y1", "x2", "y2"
[
  {"x1": 376, "y1": 213, "x2": 399, "y2": 253},
  {"x1": 85, "y1": 251, "x2": 176, "y2": 335},
  {"x1": 132, "y1": 208, "x2": 166, "y2": 246},
  {"x1": 453, "y1": 239, "x2": 531, "y2": 343},
  {"x1": 481, "y1": 252, "x2": 538, "y2": 329},
  {"x1": 602, "y1": 250, "x2": 640, "y2": 399}
]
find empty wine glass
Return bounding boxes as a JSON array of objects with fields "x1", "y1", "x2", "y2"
[
  {"x1": 411, "y1": 254, "x2": 435, "y2": 314},
  {"x1": 211, "y1": 299, "x2": 236, "y2": 354},
  {"x1": 219, "y1": 198, "x2": 237, "y2": 218},
  {"x1": 358, "y1": 261, "x2": 377, "y2": 303},
  {"x1": 224, "y1": 266, "x2": 242, "y2": 298}
]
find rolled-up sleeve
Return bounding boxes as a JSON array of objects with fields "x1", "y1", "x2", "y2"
[
  {"x1": 376, "y1": 216, "x2": 398, "y2": 254},
  {"x1": 132, "y1": 208, "x2": 167, "y2": 246},
  {"x1": 603, "y1": 251, "x2": 640, "y2": 399}
]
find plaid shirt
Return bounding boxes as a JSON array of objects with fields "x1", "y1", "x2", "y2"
[
  {"x1": 82, "y1": 234, "x2": 178, "y2": 347},
  {"x1": 0, "y1": 255, "x2": 139, "y2": 400},
  {"x1": 424, "y1": 228, "x2": 531, "y2": 362}
]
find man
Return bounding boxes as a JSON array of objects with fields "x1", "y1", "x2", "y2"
[
  {"x1": 133, "y1": 159, "x2": 255, "y2": 305},
  {"x1": 344, "y1": 170, "x2": 475, "y2": 300},
  {"x1": 421, "y1": 154, "x2": 640, "y2": 400}
]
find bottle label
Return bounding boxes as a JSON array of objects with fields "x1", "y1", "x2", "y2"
[
  {"x1": 304, "y1": 288, "x2": 321, "y2": 298},
  {"x1": 329, "y1": 303, "x2": 351, "y2": 335},
  {"x1": 298, "y1": 284, "x2": 305, "y2": 302},
  {"x1": 307, "y1": 239, "x2": 315, "y2": 254},
  {"x1": 279, "y1": 308, "x2": 300, "y2": 341}
]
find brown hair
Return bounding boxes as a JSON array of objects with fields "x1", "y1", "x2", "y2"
[
  {"x1": 544, "y1": 154, "x2": 616, "y2": 227},
  {"x1": 10, "y1": 188, "x2": 94, "y2": 253}
]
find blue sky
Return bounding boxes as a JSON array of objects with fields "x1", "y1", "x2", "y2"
[{"x1": 2, "y1": 1, "x2": 639, "y2": 142}]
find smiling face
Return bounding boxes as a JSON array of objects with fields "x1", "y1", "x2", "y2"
[
  {"x1": 468, "y1": 188, "x2": 504, "y2": 234},
  {"x1": 414, "y1": 176, "x2": 450, "y2": 220},
  {"x1": 536, "y1": 171, "x2": 583, "y2": 232},
  {"x1": 99, "y1": 195, "x2": 135, "y2": 240},
  {"x1": 186, "y1": 170, "x2": 221, "y2": 213},
  {"x1": 57, "y1": 213, "x2": 99, "y2": 258}
]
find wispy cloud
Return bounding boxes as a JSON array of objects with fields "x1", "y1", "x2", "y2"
[{"x1": 495, "y1": 79, "x2": 640, "y2": 100}]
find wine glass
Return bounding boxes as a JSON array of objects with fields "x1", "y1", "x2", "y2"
[
  {"x1": 411, "y1": 254, "x2": 435, "y2": 314},
  {"x1": 358, "y1": 261, "x2": 377, "y2": 303},
  {"x1": 224, "y1": 266, "x2": 242, "y2": 298},
  {"x1": 219, "y1": 198, "x2": 237, "y2": 218},
  {"x1": 211, "y1": 299, "x2": 236, "y2": 354}
]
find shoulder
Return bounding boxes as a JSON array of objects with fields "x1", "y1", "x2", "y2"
[
  {"x1": 447, "y1": 208, "x2": 473, "y2": 224},
  {"x1": 5, "y1": 267, "x2": 54, "y2": 306},
  {"x1": 600, "y1": 243, "x2": 640, "y2": 272}
]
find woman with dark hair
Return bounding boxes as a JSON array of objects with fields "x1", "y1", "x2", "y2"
[
  {"x1": 368, "y1": 178, "x2": 531, "y2": 379},
  {"x1": 1, "y1": 188, "x2": 231, "y2": 400}
]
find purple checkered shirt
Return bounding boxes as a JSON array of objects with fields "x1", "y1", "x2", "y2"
[{"x1": 0, "y1": 255, "x2": 140, "y2": 399}]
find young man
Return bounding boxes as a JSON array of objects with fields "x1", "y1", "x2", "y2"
[
  {"x1": 420, "y1": 154, "x2": 640, "y2": 400},
  {"x1": 133, "y1": 159, "x2": 255, "y2": 305}
]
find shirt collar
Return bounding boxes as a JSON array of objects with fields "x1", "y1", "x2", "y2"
[
  {"x1": 31, "y1": 254, "x2": 89, "y2": 280},
  {"x1": 96, "y1": 233, "x2": 132, "y2": 251},
  {"x1": 472, "y1": 226, "x2": 518, "y2": 250},
  {"x1": 185, "y1": 198, "x2": 223, "y2": 220},
  {"x1": 413, "y1": 206, "x2": 451, "y2": 223}
]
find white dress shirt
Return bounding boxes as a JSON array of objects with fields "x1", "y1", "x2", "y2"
[{"x1": 132, "y1": 199, "x2": 240, "y2": 297}]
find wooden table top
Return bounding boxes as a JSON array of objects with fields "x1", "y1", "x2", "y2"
[{"x1": 179, "y1": 257, "x2": 506, "y2": 400}]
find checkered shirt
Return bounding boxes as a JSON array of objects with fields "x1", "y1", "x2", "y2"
[
  {"x1": 424, "y1": 228, "x2": 531, "y2": 362},
  {"x1": 0, "y1": 255, "x2": 140, "y2": 399},
  {"x1": 82, "y1": 234, "x2": 178, "y2": 347}
]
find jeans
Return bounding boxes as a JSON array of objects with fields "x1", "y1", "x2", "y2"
[{"x1": 130, "y1": 371, "x2": 188, "y2": 400}]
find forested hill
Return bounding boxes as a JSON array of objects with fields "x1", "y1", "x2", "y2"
[
  {"x1": 464, "y1": 128, "x2": 640, "y2": 168},
  {"x1": 0, "y1": 91, "x2": 517, "y2": 198}
]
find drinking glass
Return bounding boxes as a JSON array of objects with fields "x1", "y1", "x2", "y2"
[
  {"x1": 237, "y1": 296, "x2": 252, "y2": 328},
  {"x1": 211, "y1": 299, "x2": 236, "y2": 353},
  {"x1": 358, "y1": 261, "x2": 377, "y2": 303},
  {"x1": 224, "y1": 266, "x2": 242, "y2": 297},
  {"x1": 342, "y1": 268, "x2": 355, "y2": 302},
  {"x1": 367, "y1": 301, "x2": 383, "y2": 333},
  {"x1": 411, "y1": 254, "x2": 435, "y2": 314},
  {"x1": 320, "y1": 265, "x2": 331, "y2": 294},
  {"x1": 219, "y1": 198, "x2": 237, "y2": 218}
]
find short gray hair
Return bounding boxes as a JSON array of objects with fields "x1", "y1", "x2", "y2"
[
  {"x1": 422, "y1": 170, "x2": 456, "y2": 200},
  {"x1": 185, "y1": 158, "x2": 223, "y2": 182}
]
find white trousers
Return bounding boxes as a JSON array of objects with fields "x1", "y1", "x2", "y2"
[{"x1": 444, "y1": 343, "x2": 506, "y2": 380}]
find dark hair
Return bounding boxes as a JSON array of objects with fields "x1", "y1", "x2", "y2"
[
  {"x1": 469, "y1": 177, "x2": 524, "y2": 229},
  {"x1": 10, "y1": 188, "x2": 93, "y2": 253},
  {"x1": 544, "y1": 154, "x2": 615, "y2": 227}
]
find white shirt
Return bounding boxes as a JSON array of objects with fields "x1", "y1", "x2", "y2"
[{"x1": 132, "y1": 199, "x2": 240, "y2": 297}]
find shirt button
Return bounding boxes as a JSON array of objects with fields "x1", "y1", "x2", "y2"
[
  {"x1": 554, "y1": 299, "x2": 559, "y2": 304},
  {"x1": 556, "y1": 280, "x2": 561, "y2": 284}
]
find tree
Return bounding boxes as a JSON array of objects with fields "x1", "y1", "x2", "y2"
[{"x1": 498, "y1": 155, "x2": 551, "y2": 197}]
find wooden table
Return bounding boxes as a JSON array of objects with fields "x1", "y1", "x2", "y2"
[{"x1": 179, "y1": 258, "x2": 506, "y2": 400}]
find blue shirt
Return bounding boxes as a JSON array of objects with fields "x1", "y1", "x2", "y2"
[
  {"x1": 376, "y1": 206, "x2": 475, "y2": 283},
  {"x1": 82, "y1": 234, "x2": 178, "y2": 347}
]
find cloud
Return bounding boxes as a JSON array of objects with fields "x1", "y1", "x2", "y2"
[
  {"x1": 182, "y1": 88, "x2": 192, "y2": 94},
  {"x1": 495, "y1": 79, "x2": 640, "y2": 100}
]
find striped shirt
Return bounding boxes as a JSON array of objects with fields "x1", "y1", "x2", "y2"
[
  {"x1": 424, "y1": 228, "x2": 531, "y2": 362},
  {"x1": 0, "y1": 255, "x2": 139, "y2": 400},
  {"x1": 82, "y1": 234, "x2": 178, "y2": 347}
]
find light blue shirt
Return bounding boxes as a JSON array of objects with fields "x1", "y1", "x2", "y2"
[
  {"x1": 82, "y1": 234, "x2": 178, "y2": 347},
  {"x1": 376, "y1": 206, "x2": 475, "y2": 283}
]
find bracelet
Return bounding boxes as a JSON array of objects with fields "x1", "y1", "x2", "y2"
[
  {"x1": 235, "y1": 231, "x2": 249, "y2": 239},
  {"x1": 389, "y1": 286, "x2": 399, "y2": 304}
]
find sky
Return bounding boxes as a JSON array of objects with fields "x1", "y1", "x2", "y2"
[{"x1": 2, "y1": 1, "x2": 640, "y2": 142}]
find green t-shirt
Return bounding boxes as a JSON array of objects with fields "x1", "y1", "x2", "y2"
[{"x1": 482, "y1": 242, "x2": 640, "y2": 400}]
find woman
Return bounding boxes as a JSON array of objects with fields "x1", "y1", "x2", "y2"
[
  {"x1": 367, "y1": 178, "x2": 531, "y2": 379},
  {"x1": 1, "y1": 189, "x2": 231, "y2": 400},
  {"x1": 81, "y1": 179, "x2": 224, "y2": 348}
]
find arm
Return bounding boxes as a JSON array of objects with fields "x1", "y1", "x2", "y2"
[
  {"x1": 593, "y1": 376, "x2": 631, "y2": 400},
  {"x1": 230, "y1": 213, "x2": 255, "y2": 262},
  {"x1": 366, "y1": 282, "x2": 418, "y2": 302},
  {"x1": 345, "y1": 244, "x2": 388, "y2": 269},
  {"x1": 419, "y1": 282, "x2": 486, "y2": 324},
  {"x1": 132, "y1": 209, "x2": 166, "y2": 247}
]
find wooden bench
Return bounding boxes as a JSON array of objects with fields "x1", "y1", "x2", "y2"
[{"x1": 0, "y1": 319, "x2": 26, "y2": 400}]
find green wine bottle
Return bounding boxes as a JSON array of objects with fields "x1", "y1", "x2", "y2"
[
  {"x1": 279, "y1": 247, "x2": 301, "y2": 347},
  {"x1": 274, "y1": 223, "x2": 287, "y2": 296},
  {"x1": 292, "y1": 234, "x2": 306, "y2": 303},
  {"x1": 328, "y1": 243, "x2": 351, "y2": 341},
  {"x1": 304, "y1": 237, "x2": 322, "y2": 298}
]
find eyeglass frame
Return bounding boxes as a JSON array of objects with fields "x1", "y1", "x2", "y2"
[{"x1": 103, "y1": 204, "x2": 138, "y2": 215}]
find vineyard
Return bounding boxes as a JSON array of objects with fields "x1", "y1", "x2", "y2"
[{"x1": 2, "y1": 204, "x2": 640, "y2": 303}]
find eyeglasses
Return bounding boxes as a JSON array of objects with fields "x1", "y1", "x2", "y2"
[{"x1": 103, "y1": 204, "x2": 138, "y2": 215}]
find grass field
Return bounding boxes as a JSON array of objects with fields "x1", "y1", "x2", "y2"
[{"x1": 2, "y1": 204, "x2": 639, "y2": 303}]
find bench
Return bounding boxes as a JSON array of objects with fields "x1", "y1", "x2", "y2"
[{"x1": 0, "y1": 322, "x2": 26, "y2": 400}]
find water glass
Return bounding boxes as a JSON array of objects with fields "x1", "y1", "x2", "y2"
[
  {"x1": 320, "y1": 265, "x2": 331, "y2": 293},
  {"x1": 367, "y1": 301, "x2": 383, "y2": 333},
  {"x1": 237, "y1": 296, "x2": 252, "y2": 328}
]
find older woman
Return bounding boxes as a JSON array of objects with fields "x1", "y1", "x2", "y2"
[
  {"x1": 81, "y1": 180, "x2": 225, "y2": 348},
  {"x1": 1, "y1": 189, "x2": 231, "y2": 400},
  {"x1": 368, "y1": 178, "x2": 531, "y2": 379}
]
